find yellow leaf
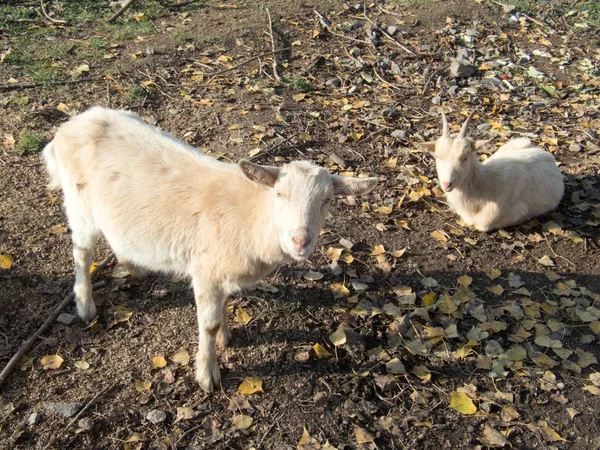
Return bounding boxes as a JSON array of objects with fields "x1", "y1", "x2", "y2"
[
  {"x1": 238, "y1": 377, "x2": 263, "y2": 395},
  {"x1": 70, "y1": 64, "x2": 89, "y2": 77},
  {"x1": 330, "y1": 283, "x2": 350, "y2": 299},
  {"x1": 412, "y1": 365, "x2": 431, "y2": 382},
  {"x1": 228, "y1": 124, "x2": 243, "y2": 130},
  {"x1": 582, "y1": 385, "x2": 600, "y2": 396},
  {"x1": 292, "y1": 93, "x2": 306, "y2": 102},
  {"x1": 540, "y1": 422, "x2": 566, "y2": 442},
  {"x1": 132, "y1": 12, "x2": 147, "y2": 22},
  {"x1": 217, "y1": 55, "x2": 233, "y2": 63},
  {"x1": 354, "y1": 426, "x2": 375, "y2": 444},
  {"x1": 50, "y1": 224, "x2": 68, "y2": 235},
  {"x1": 0, "y1": 254, "x2": 13, "y2": 270},
  {"x1": 431, "y1": 230, "x2": 448, "y2": 242},
  {"x1": 231, "y1": 414, "x2": 253, "y2": 430},
  {"x1": 74, "y1": 360, "x2": 90, "y2": 370},
  {"x1": 457, "y1": 275, "x2": 472, "y2": 287},
  {"x1": 41, "y1": 354, "x2": 64, "y2": 370},
  {"x1": 370, "y1": 244, "x2": 386, "y2": 256},
  {"x1": 339, "y1": 253, "x2": 354, "y2": 264},
  {"x1": 55, "y1": 103, "x2": 69, "y2": 112},
  {"x1": 170, "y1": 347, "x2": 190, "y2": 366},
  {"x1": 488, "y1": 284, "x2": 504, "y2": 295},
  {"x1": 298, "y1": 427, "x2": 320, "y2": 448},
  {"x1": 590, "y1": 321, "x2": 600, "y2": 335},
  {"x1": 152, "y1": 356, "x2": 167, "y2": 368},
  {"x1": 329, "y1": 324, "x2": 348, "y2": 346},
  {"x1": 125, "y1": 432, "x2": 146, "y2": 443},
  {"x1": 422, "y1": 291, "x2": 437, "y2": 307},
  {"x1": 235, "y1": 306, "x2": 252, "y2": 325},
  {"x1": 313, "y1": 343, "x2": 332, "y2": 359},
  {"x1": 538, "y1": 255, "x2": 555, "y2": 267},
  {"x1": 325, "y1": 247, "x2": 343, "y2": 261},
  {"x1": 114, "y1": 309, "x2": 133, "y2": 323},
  {"x1": 395, "y1": 219, "x2": 411, "y2": 230},
  {"x1": 449, "y1": 391, "x2": 477, "y2": 415},
  {"x1": 135, "y1": 380, "x2": 151, "y2": 392},
  {"x1": 373, "y1": 205, "x2": 393, "y2": 215}
]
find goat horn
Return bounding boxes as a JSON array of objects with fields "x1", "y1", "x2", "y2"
[
  {"x1": 441, "y1": 111, "x2": 449, "y2": 137},
  {"x1": 458, "y1": 111, "x2": 475, "y2": 138}
]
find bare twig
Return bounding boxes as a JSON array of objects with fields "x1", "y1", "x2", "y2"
[
  {"x1": 157, "y1": 0, "x2": 200, "y2": 7},
  {"x1": 198, "y1": 48, "x2": 289, "y2": 77},
  {"x1": 0, "y1": 78, "x2": 102, "y2": 91},
  {"x1": 0, "y1": 253, "x2": 115, "y2": 388},
  {"x1": 265, "y1": 8, "x2": 281, "y2": 82},
  {"x1": 42, "y1": 382, "x2": 116, "y2": 450},
  {"x1": 363, "y1": 7, "x2": 416, "y2": 56},
  {"x1": 39, "y1": 0, "x2": 66, "y2": 24},
  {"x1": 107, "y1": 0, "x2": 137, "y2": 23}
]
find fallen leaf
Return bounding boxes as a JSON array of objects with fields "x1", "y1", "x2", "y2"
[
  {"x1": 483, "y1": 267, "x2": 501, "y2": 279},
  {"x1": 152, "y1": 356, "x2": 167, "y2": 368},
  {"x1": 385, "y1": 358, "x2": 406, "y2": 374},
  {"x1": 313, "y1": 343, "x2": 332, "y2": 359},
  {"x1": 329, "y1": 324, "x2": 348, "y2": 346},
  {"x1": 431, "y1": 230, "x2": 448, "y2": 242},
  {"x1": 70, "y1": 64, "x2": 90, "y2": 77},
  {"x1": 330, "y1": 283, "x2": 350, "y2": 299},
  {"x1": 582, "y1": 385, "x2": 600, "y2": 396},
  {"x1": 354, "y1": 426, "x2": 375, "y2": 444},
  {"x1": 238, "y1": 377, "x2": 263, "y2": 395},
  {"x1": 298, "y1": 427, "x2": 320, "y2": 448},
  {"x1": 175, "y1": 407, "x2": 197, "y2": 423},
  {"x1": 488, "y1": 285, "x2": 504, "y2": 295},
  {"x1": 135, "y1": 380, "x2": 152, "y2": 392},
  {"x1": 231, "y1": 414, "x2": 253, "y2": 430},
  {"x1": 303, "y1": 270, "x2": 324, "y2": 281},
  {"x1": 235, "y1": 306, "x2": 252, "y2": 325},
  {"x1": 0, "y1": 254, "x2": 13, "y2": 270},
  {"x1": 449, "y1": 391, "x2": 477, "y2": 415},
  {"x1": 170, "y1": 348, "x2": 190, "y2": 366},
  {"x1": 538, "y1": 255, "x2": 555, "y2": 267},
  {"x1": 74, "y1": 360, "x2": 90, "y2": 370},
  {"x1": 540, "y1": 422, "x2": 566, "y2": 442},
  {"x1": 41, "y1": 354, "x2": 63, "y2": 370},
  {"x1": 480, "y1": 424, "x2": 509, "y2": 447}
]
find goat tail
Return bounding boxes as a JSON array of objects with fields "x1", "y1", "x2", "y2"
[{"x1": 42, "y1": 140, "x2": 62, "y2": 191}]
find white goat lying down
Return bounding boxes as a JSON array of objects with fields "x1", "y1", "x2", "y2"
[
  {"x1": 422, "y1": 112, "x2": 564, "y2": 232},
  {"x1": 43, "y1": 107, "x2": 378, "y2": 392}
]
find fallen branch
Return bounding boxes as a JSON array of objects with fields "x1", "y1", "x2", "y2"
[
  {"x1": 39, "y1": 0, "x2": 66, "y2": 24},
  {"x1": 157, "y1": 0, "x2": 200, "y2": 7},
  {"x1": 363, "y1": 6, "x2": 416, "y2": 56},
  {"x1": 0, "y1": 253, "x2": 115, "y2": 389},
  {"x1": 0, "y1": 78, "x2": 102, "y2": 91},
  {"x1": 265, "y1": 8, "x2": 281, "y2": 82},
  {"x1": 107, "y1": 0, "x2": 137, "y2": 23},
  {"x1": 42, "y1": 382, "x2": 116, "y2": 450}
]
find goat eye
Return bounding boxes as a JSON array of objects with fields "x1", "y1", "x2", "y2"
[{"x1": 276, "y1": 192, "x2": 283, "y2": 198}]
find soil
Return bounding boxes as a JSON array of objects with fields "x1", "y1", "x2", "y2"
[{"x1": 1, "y1": 1, "x2": 599, "y2": 449}]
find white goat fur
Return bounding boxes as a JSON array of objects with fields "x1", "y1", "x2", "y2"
[
  {"x1": 423, "y1": 113, "x2": 564, "y2": 232},
  {"x1": 43, "y1": 107, "x2": 378, "y2": 392}
]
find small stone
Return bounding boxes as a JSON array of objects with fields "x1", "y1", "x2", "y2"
[
  {"x1": 78, "y1": 417, "x2": 94, "y2": 431},
  {"x1": 390, "y1": 129, "x2": 406, "y2": 139},
  {"x1": 387, "y1": 25, "x2": 397, "y2": 35},
  {"x1": 431, "y1": 95, "x2": 441, "y2": 105},
  {"x1": 450, "y1": 60, "x2": 476, "y2": 78},
  {"x1": 56, "y1": 313, "x2": 79, "y2": 326},
  {"x1": 326, "y1": 78, "x2": 341, "y2": 88},
  {"x1": 580, "y1": 334, "x2": 595, "y2": 344},
  {"x1": 43, "y1": 402, "x2": 83, "y2": 419},
  {"x1": 569, "y1": 143, "x2": 582, "y2": 152},
  {"x1": 390, "y1": 61, "x2": 401, "y2": 76},
  {"x1": 448, "y1": 85, "x2": 459, "y2": 95},
  {"x1": 146, "y1": 409, "x2": 167, "y2": 425},
  {"x1": 456, "y1": 47, "x2": 471, "y2": 62},
  {"x1": 586, "y1": 141, "x2": 600, "y2": 152},
  {"x1": 347, "y1": 86, "x2": 357, "y2": 94},
  {"x1": 27, "y1": 412, "x2": 39, "y2": 426},
  {"x1": 477, "y1": 123, "x2": 491, "y2": 132}
]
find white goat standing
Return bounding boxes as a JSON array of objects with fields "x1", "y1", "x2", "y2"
[
  {"x1": 422, "y1": 112, "x2": 564, "y2": 232},
  {"x1": 43, "y1": 107, "x2": 378, "y2": 392}
]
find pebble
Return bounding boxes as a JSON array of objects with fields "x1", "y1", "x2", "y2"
[
  {"x1": 56, "y1": 313, "x2": 78, "y2": 326},
  {"x1": 326, "y1": 78, "x2": 341, "y2": 88},
  {"x1": 431, "y1": 95, "x2": 441, "y2": 105},
  {"x1": 569, "y1": 143, "x2": 582, "y2": 152},
  {"x1": 27, "y1": 412, "x2": 39, "y2": 426},
  {"x1": 43, "y1": 401, "x2": 83, "y2": 419},
  {"x1": 147, "y1": 409, "x2": 167, "y2": 425},
  {"x1": 450, "y1": 60, "x2": 476, "y2": 78},
  {"x1": 78, "y1": 417, "x2": 95, "y2": 431},
  {"x1": 477, "y1": 123, "x2": 491, "y2": 132},
  {"x1": 391, "y1": 129, "x2": 406, "y2": 139}
]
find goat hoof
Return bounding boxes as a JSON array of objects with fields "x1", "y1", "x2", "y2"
[
  {"x1": 76, "y1": 301, "x2": 97, "y2": 324},
  {"x1": 195, "y1": 360, "x2": 221, "y2": 393}
]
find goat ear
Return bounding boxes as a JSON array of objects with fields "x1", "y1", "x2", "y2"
[
  {"x1": 332, "y1": 175, "x2": 378, "y2": 197},
  {"x1": 419, "y1": 141, "x2": 437, "y2": 155},
  {"x1": 239, "y1": 160, "x2": 280, "y2": 187},
  {"x1": 474, "y1": 139, "x2": 494, "y2": 152}
]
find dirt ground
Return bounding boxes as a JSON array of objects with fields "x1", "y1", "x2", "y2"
[{"x1": 1, "y1": 0, "x2": 600, "y2": 449}]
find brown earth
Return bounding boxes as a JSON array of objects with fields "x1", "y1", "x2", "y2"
[{"x1": 1, "y1": 1, "x2": 600, "y2": 449}]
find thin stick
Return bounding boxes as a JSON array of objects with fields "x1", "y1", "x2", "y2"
[
  {"x1": 0, "y1": 253, "x2": 115, "y2": 388},
  {"x1": 265, "y1": 8, "x2": 281, "y2": 82},
  {"x1": 363, "y1": 8, "x2": 416, "y2": 56},
  {"x1": 107, "y1": 0, "x2": 137, "y2": 23},
  {"x1": 199, "y1": 48, "x2": 289, "y2": 77},
  {"x1": 42, "y1": 382, "x2": 116, "y2": 450},
  {"x1": 39, "y1": 0, "x2": 66, "y2": 24},
  {"x1": 0, "y1": 78, "x2": 102, "y2": 91}
]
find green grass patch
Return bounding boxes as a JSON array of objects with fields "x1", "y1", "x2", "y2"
[
  {"x1": 18, "y1": 132, "x2": 45, "y2": 155},
  {"x1": 283, "y1": 76, "x2": 315, "y2": 92}
]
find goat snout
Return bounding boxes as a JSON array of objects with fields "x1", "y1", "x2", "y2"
[
  {"x1": 291, "y1": 229, "x2": 312, "y2": 253},
  {"x1": 442, "y1": 181, "x2": 454, "y2": 192}
]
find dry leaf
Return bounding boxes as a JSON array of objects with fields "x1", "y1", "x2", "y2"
[
  {"x1": 170, "y1": 348, "x2": 190, "y2": 366},
  {"x1": 431, "y1": 230, "x2": 448, "y2": 242},
  {"x1": 175, "y1": 407, "x2": 197, "y2": 423},
  {"x1": 540, "y1": 422, "x2": 566, "y2": 442},
  {"x1": 235, "y1": 306, "x2": 252, "y2": 325},
  {"x1": 238, "y1": 377, "x2": 263, "y2": 395},
  {"x1": 449, "y1": 391, "x2": 477, "y2": 415},
  {"x1": 538, "y1": 255, "x2": 555, "y2": 267},
  {"x1": 0, "y1": 254, "x2": 13, "y2": 270},
  {"x1": 152, "y1": 356, "x2": 167, "y2": 368},
  {"x1": 70, "y1": 64, "x2": 90, "y2": 77},
  {"x1": 354, "y1": 426, "x2": 375, "y2": 444},
  {"x1": 231, "y1": 414, "x2": 253, "y2": 430},
  {"x1": 480, "y1": 424, "x2": 509, "y2": 447},
  {"x1": 74, "y1": 360, "x2": 90, "y2": 370},
  {"x1": 330, "y1": 283, "x2": 350, "y2": 299},
  {"x1": 135, "y1": 380, "x2": 152, "y2": 392},
  {"x1": 483, "y1": 266, "x2": 501, "y2": 279},
  {"x1": 41, "y1": 354, "x2": 64, "y2": 370},
  {"x1": 313, "y1": 343, "x2": 332, "y2": 359}
]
